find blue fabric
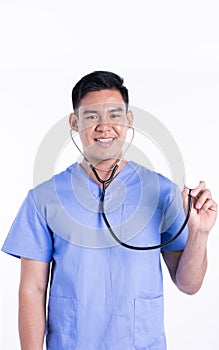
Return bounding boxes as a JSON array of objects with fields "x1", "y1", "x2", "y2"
[{"x1": 2, "y1": 161, "x2": 188, "y2": 349}]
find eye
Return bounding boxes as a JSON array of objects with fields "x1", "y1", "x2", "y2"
[
  {"x1": 85, "y1": 115, "x2": 97, "y2": 120},
  {"x1": 110, "y1": 113, "x2": 120, "y2": 120}
]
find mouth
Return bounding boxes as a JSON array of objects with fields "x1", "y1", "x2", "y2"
[
  {"x1": 93, "y1": 137, "x2": 117, "y2": 149},
  {"x1": 94, "y1": 137, "x2": 115, "y2": 143}
]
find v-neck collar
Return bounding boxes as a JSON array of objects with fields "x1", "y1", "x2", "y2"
[{"x1": 73, "y1": 161, "x2": 135, "y2": 200}]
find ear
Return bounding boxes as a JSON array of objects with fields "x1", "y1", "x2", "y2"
[
  {"x1": 126, "y1": 110, "x2": 134, "y2": 127},
  {"x1": 69, "y1": 113, "x2": 79, "y2": 131}
]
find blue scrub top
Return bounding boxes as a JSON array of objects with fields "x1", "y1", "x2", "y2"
[{"x1": 2, "y1": 161, "x2": 188, "y2": 350}]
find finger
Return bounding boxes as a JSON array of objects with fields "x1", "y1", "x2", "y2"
[
  {"x1": 194, "y1": 189, "x2": 212, "y2": 210},
  {"x1": 182, "y1": 188, "x2": 192, "y2": 206},
  {"x1": 183, "y1": 180, "x2": 205, "y2": 195},
  {"x1": 199, "y1": 199, "x2": 217, "y2": 214},
  {"x1": 190, "y1": 181, "x2": 206, "y2": 196}
]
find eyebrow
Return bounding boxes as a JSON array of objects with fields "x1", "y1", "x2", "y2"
[
  {"x1": 82, "y1": 109, "x2": 99, "y2": 115},
  {"x1": 81, "y1": 107, "x2": 125, "y2": 115},
  {"x1": 108, "y1": 107, "x2": 124, "y2": 113}
]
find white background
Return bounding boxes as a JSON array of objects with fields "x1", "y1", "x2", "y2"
[{"x1": 0, "y1": 0, "x2": 219, "y2": 349}]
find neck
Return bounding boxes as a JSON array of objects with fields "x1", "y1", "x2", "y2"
[{"x1": 81, "y1": 158, "x2": 126, "y2": 183}]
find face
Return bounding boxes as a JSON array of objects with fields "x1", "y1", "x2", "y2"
[{"x1": 69, "y1": 89, "x2": 133, "y2": 165}]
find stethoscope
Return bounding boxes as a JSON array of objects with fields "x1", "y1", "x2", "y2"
[{"x1": 70, "y1": 128, "x2": 193, "y2": 251}]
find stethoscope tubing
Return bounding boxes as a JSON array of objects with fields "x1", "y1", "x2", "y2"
[
  {"x1": 89, "y1": 163, "x2": 193, "y2": 250},
  {"x1": 70, "y1": 128, "x2": 193, "y2": 250}
]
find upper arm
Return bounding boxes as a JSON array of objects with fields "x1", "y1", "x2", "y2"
[
  {"x1": 19, "y1": 257, "x2": 50, "y2": 295},
  {"x1": 161, "y1": 250, "x2": 183, "y2": 284}
]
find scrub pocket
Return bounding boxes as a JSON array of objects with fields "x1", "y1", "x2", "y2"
[
  {"x1": 134, "y1": 296, "x2": 164, "y2": 349},
  {"x1": 47, "y1": 295, "x2": 77, "y2": 349}
]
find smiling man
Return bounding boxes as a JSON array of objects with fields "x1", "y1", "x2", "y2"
[
  {"x1": 69, "y1": 88, "x2": 133, "y2": 182},
  {"x1": 2, "y1": 71, "x2": 217, "y2": 350}
]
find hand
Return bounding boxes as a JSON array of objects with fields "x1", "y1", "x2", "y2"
[{"x1": 182, "y1": 181, "x2": 217, "y2": 234}]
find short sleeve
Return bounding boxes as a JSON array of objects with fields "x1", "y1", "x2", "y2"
[
  {"x1": 1, "y1": 190, "x2": 53, "y2": 262},
  {"x1": 161, "y1": 184, "x2": 188, "y2": 251}
]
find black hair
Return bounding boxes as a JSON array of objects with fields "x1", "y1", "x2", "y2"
[{"x1": 72, "y1": 71, "x2": 129, "y2": 111}]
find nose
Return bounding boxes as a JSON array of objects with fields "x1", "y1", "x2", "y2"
[{"x1": 95, "y1": 120, "x2": 112, "y2": 132}]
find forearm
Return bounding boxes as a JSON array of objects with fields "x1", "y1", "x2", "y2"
[
  {"x1": 175, "y1": 230, "x2": 208, "y2": 294},
  {"x1": 19, "y1": 287, "x2": 47, "y2": 350}
]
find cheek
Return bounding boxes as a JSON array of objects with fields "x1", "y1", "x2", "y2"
[
  {"x1": 79, "y1": 127, "x2": 94, "y2": 146},
  {"x1": 116, "y1": 125, "x2": 129, "y2": 138}
]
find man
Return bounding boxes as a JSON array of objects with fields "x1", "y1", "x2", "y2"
[{"x1": 2, "y1": 71, "x2": 217, "y2": 349}]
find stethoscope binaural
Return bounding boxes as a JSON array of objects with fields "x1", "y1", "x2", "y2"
[{"x1": 70, "y1": 128, "x2": 193, "y2": 251}]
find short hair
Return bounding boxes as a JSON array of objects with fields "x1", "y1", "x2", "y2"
[{"x1": 72, "y1": 71, "x2": 129, "y2": 112}]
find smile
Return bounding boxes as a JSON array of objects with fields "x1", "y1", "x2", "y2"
[{"x1": 95, "y1": 138, "x2": 115, "y2": 143}]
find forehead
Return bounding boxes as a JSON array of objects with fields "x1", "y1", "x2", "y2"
[{"x1": 78, "y1": 89, "x2": 126, "y2": 113}]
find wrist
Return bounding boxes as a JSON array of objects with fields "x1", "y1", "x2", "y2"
[{"x1": 187, "y1": 228, "x2": 209, "y2": 249}]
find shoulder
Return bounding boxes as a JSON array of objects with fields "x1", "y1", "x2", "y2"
[
  {"x1": 33, "y1": 163, "x2": 76, "y2": 190},
  {"x1": 30, "y1": 163, "x2": 77, "y2": 211},
  {"x1": 128, "y1": 161, "x2": 176, "y2": 188},
  {"x1": 128, "y1": 161, "x2": 180, "y2": 205}
]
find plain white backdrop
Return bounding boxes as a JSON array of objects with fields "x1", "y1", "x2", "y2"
[{"x1": 0, "y1": 0, "x2": 219, "y2": 349}]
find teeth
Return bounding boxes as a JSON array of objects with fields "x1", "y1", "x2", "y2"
[{"x1": 96, "y1": 138, "x2": 114, "y2": 143}]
